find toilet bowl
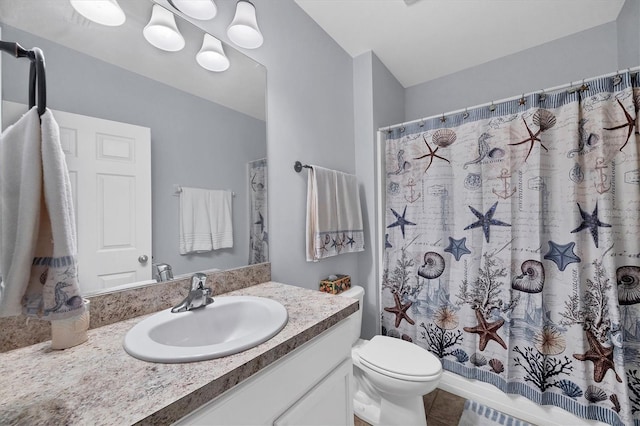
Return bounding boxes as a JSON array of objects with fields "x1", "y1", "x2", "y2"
[{"x1": 341, "y1": 286, "x2": 442, "y2": 426}]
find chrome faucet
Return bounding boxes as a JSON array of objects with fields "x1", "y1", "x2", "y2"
[{"x1": 171, "y1": 273, "x2": 214, "y2": 313}]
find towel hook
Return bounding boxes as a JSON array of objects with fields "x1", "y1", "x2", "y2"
[{"x1": 462, "y1": 108, "x2": 469, "y2": 119}]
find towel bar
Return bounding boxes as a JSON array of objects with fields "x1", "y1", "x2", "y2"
[
  {"x1": 173, "y1": 185, "x2": 235, "y2": 197},
  {"x1": 294, "y1": 161, "x2": 312, "y2": 173}
]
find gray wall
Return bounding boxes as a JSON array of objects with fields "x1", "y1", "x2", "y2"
[
  {"x1": 185, "y1": 0, "x2": 359, "y2": 291},
  {"x1": 618, "y1": 0, "x2": 640, "y2": 69},
  {"x1": 405, "y1": 22, "x2": 619, "y2": 121},
  {"x1": 353, "y1": 52, "x2": 375, "y2": 339},
  {"x1": 354, "y1": 52, "x2": 405, "y2": 339},
  {"x1": 370, "y1": 54, "x2": 405, "y2": 338},
  {"x1": 1, "y1": 25, "x2": 266, "y2": 277}
]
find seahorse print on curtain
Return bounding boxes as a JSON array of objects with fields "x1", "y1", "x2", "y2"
[{"x1": 381, "y1": 71, "x2": 640, "y2": 426}]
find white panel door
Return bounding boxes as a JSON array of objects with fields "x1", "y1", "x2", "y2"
[{"x1": 2, "y1": 101, "x2": 152, "y2": 293}]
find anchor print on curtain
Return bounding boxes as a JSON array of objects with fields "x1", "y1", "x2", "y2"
[{"x1": 381, "y1": 71, "x2": 640, "y2": 426}]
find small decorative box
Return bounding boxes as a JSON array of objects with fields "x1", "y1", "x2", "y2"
[{"x1": 320, "y1": 274, "x2": 351, "y2": 294}]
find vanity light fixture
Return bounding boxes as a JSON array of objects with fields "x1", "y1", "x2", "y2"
[
  {"x1": 196, "y1": 34, "x2": 230, "y2": 72},
  {"x1": 69, "y1": 0, "x2": 126, "y2": 26},
  {"x1": 227, "y1": 1, "x2": 263, "y2": 49},
  {"x1": 143, "y1": 4, "x2": 185, "y2": 52},
  {"x1": 168, "y1": 0, "x2": 217, "y2": 21}
]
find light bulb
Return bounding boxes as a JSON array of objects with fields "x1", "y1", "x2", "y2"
[
  {"x1": 169, "y1": 0, "x2": 217, "y2": 20},
  {"x1": 196, "y1": 34, "x2": 230, "y2": 72},
  {"x1": 227, "y1": 1, "x2": 263, "y2": 49},
  {"x1": 143, "y1": 4, "x2": 185, "y2": 52},
  {"x1": 70, "y1": 0, "x2": 126, "y2": 26}
]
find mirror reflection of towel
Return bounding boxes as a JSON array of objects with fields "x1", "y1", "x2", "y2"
[
  {"x1": 306, "y1": 165, "x2": 364, "y2": 262},
  {"x1": 179, "y1": 188, "x2": 233, "y2": 254}
]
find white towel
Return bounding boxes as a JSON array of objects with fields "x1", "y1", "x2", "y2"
[
  {"x1": 306, "y1": 165, "x2": 364, "y2": 262},
  {"x1": 0, "y1": 108, "x2": 85, "y2": 320},
  {"x1": 0, "y1": 108, "x2": 42, "y2": 317},
  {"x1": 180, "y1": 188, "x2": 233, "y2": 254}
]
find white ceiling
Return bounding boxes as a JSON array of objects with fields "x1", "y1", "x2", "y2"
[{"x1": 296, "y1": 0, "x2": 626, "y2": 88}]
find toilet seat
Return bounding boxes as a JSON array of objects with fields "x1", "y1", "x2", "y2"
[{"x1": 358, "y1": 335, "x2": 442, "y2": 382}]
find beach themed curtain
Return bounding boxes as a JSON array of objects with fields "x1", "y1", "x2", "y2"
[
  {"x1": 248, "y1": 158, "x2": 268, "y2": 264},
  {"x1": 381, "y1": 70, "x2": 640, "y2": 426}
]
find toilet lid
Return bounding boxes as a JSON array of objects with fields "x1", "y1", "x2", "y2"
[{"x1": 358, "y1": 335, "x2": 441, "y2": 379}]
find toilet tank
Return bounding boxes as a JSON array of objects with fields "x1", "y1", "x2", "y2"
[{"x1": 340, "y1": 286, "x2": 364, "y2": 345}]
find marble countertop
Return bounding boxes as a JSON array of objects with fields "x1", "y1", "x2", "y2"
[{"x1": 0, "y1": 282, "x2": 358, "y2": 425}]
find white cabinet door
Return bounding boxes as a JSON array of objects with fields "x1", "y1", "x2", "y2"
[
  {"x1": 175, "y1": 319, "x2": 353, "y2": 426},
  {"x1": 274, "y1": 359, "x2": 353, "y2": 426},
  {"x1": 2, "y1": 101, "x2": 152, "y2": 293}
]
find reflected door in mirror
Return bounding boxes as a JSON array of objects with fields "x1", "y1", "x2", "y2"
[
  {"x1": 4, "y1": 102, "x2": 153, "y2": 293},
  {"x1": 61, "y1": 108, "x2": 152, "y2": 292}
]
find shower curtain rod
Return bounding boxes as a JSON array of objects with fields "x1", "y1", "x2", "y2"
[{"x1": 379, "y1": 65, "x2": 640, "y2": 132}]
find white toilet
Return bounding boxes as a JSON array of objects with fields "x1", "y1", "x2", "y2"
[{"x1": 341, "y1": 286, "x2": 442, "y2": 426}]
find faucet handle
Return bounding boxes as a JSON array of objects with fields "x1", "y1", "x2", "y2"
[{"x1": 191, "y1": 272, "x2": 208, "y2": 290}]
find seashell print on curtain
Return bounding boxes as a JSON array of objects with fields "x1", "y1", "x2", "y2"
[{"x1": 381, "y1": 71, "x2": 640, "y2": 426}]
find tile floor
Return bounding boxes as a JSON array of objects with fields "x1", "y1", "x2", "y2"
[{"x1": 354, "y1": 389, "x2": 467, "y2": 426}]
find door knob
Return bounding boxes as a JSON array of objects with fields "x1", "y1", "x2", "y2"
[{"x1": 138, "y1": 255, "x2": 149, "y2": 264}]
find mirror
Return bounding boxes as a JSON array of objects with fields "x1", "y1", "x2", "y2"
[{"x1": 0, "y1": 0, "x2": 267, "y2": 294}]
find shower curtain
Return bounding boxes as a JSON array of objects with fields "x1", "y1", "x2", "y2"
[
  {"x1": 248, "y1": 158, "x2": 268, "y2": 264},
  {"x1": 381, "y1": 71, "x2": 639, "y2": 426}
]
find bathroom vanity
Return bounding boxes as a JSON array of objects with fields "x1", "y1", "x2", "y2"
[
  {"x1": 0, "y1": 281, "x2": 358, "y2": 425},
  {"x1": 176, "y1": 315, "x2": 353, "y2": 425}
]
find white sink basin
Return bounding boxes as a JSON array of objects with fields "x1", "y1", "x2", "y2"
[{"x1": 123, "y1": 296, "x2": 288, "y2": 363}]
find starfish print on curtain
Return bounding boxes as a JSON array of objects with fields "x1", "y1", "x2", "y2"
[
  {"x1": 570, "y1": 202, "x2": 612, "y2": 248},
  {"x1": 604, "y1": 99, "x2": 636, "y2": 151},
  {"x1": 413, "y1": 134, "x2": 450, "y2": 173},
  {"x1": 444, "y1": 237, "x2": 471, "y2": 261},
  {"x1": 463, "y1": 308, "x2": 507, "y2": 351},
  {"x1": 509, "y1": 117, "x2": 547, "y2": 162},
  {"x1": 544, "y1": 240, "x2": 581, "y2": 271},
  {"x1": 384, "y1": 293, "x2": 415, "y2": 328},
  {"x1": 387, "y1": 205, "x2": 416, "y2": 239},
  {"x1": 574, "y1": 330, "x2": 622, "y2": 383},
  {"x1": 464, "y1": 201, "x2": 511, "y2": 243}
]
